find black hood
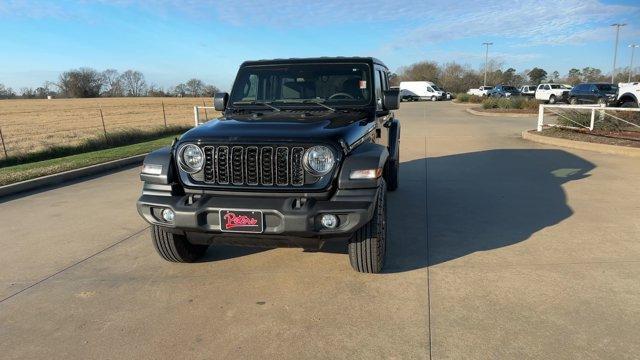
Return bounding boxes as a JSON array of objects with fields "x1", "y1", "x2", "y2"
[{"x1": 178, "y1": 110, "x2": 375, "y2": 148}]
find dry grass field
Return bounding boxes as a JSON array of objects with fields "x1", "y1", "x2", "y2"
[{"x1": 0, "y1": 97, "x2": 219, "y2": 157}]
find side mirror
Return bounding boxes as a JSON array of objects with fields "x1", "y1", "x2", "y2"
[
  {"x1": 213, "y1": 92, "x2": 229, "y2": 111},
  {"x1": 383, "y1": 89, "x2": 400, "y2": 110}
]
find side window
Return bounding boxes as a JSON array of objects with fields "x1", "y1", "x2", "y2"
[
  {"x1": 544, "y1": 85, "x2": 551, "y2": 90},
  {"x1": 427, "y1": 86, "x2": 434, "y2": 92}
]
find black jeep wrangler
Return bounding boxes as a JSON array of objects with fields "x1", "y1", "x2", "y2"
[{"x1": 136, "y1": 57, "x2": 401, "y2": 273}]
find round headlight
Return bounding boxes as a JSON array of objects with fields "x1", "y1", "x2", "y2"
[
  {"x1": 178, "y1": 144, "x2": 204, "y2": 173},
  {"x1": 303, "y1": 146, "x2": 335, "y2": 176}
]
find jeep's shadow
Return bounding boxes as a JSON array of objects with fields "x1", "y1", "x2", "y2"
[
  {"x1": 198, "y1": 148, "x2": 595, "y2": 271},
  {"x1": 383, "y1": 148, "x2": 595, "y2": 273}
]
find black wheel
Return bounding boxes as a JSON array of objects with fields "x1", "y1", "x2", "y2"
[
  {"x1": 151, "y1": 225, "x2": 208, "y2": 262},
  {"x1": 384, "y1": 148, "x2": 399, "y2": 192},
  {"x1": 620, "y1": 101, "x2": 638, "y2": 108},
  {"x1": 348, "y1": 179, "x2": 387, "y2": 273},
  {"x1": 570, "y1": 97, "x2": 578, "y2": 105},
  {"x1": 548, "y1": 95, "x2": 556, "y2": 104}
]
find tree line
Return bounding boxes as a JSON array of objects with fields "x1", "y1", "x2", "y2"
[
  {"x1": 390, "y1": 60, "x2": 640, "y2": 93},
  {"x1": 0, "y1": 68, "x2": 220, "y2": 99}
]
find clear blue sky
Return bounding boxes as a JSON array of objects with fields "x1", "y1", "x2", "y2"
[{"x1": 1, "y1": 0, "x2": 639, "y2": 91}]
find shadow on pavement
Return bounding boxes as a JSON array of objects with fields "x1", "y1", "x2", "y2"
[{"x1": 384, "y1": 148, "x2": 595, "y2": 272}]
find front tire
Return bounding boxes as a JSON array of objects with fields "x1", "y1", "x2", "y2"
[
  {"x1": 620, "y1": 101, "x2": 638, "y2": 108},
  {"x1": 348, "y1": 180, "x2": 387, "y2": 273},
  {"x1": 151, "y1": 225, "x2": 208, "y2": 262},
  {"x1": 570, "y1": 97, "x2": 578, "y2": 105},
  {"x1": 431, "y1": 96, "x2": 437, "y2": 102},
  {"x1": 548, "y1": 95, "x2": 556, "y2": 104}
]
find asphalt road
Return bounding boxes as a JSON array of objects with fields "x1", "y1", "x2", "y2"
[{"x1": 1, "y1": 102, "x2": 639, "y2": 359}]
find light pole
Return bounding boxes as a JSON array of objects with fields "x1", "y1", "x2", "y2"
[
  {"x1": 629, "y1": 44, "x2": 639, "y2": 82},
  {"x1": 611, "y1": 23, "x2": 626, "y2": 83},
  {"x1": 482, "y1": 42, "x2": 493, "y2": 87}
]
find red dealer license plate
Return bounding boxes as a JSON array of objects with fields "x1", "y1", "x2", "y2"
[{"x1": 219, "y1": 209, "x2": 264, "y2": 233}]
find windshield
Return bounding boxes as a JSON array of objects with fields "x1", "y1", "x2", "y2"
[
  {"x1": 229, "y1": 63, "x2": 372, "y2": 107},
  {"x1": 550, "y1": 84, "x2": 562, "y2": 89},
  {"x1": 503, "y1": 86, "x2": 518, "y2": 91},
  {"x1": 431, "y1": 85, "x2": 441, "y2": 91}
]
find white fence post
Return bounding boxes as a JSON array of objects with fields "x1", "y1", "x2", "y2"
[
  {"x1": 589, "y1": 108, "x2": 596, "y2": 131},
  {"x1": 193, "y1": 106, "x2": 199, "y2": 127},
  {"x1": 598, "y1": 103, "x2": 606, "y2": 124},
  {"x1": 537, "y1": 104, "x2": 545, "y2": 131}
]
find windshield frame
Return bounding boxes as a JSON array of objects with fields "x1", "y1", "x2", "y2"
[{"x1": 227, "y1": 62, "x2": 375, "y2": 110}]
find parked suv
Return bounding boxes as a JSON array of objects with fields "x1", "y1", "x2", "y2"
[
  {"x1": 487, "y1": 84, "x2": 521, "y2": 98},
  {"x1": 519, "y1": 85, "x2": 536, "y2": 97},
  {"x1": 136, "y1": 57, "x2": 401, "y2": 273},
  {"x1": 568, "y1": 83, "x2": 618, "y2": 105}
]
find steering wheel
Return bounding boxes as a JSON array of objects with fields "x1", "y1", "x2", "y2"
[{"x1": 329, "y1": 92, "x2": 355, "y2": 100}]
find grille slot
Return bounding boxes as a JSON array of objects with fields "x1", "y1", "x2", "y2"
[
  {"x1": 196, "y1": 145, "x2": 320, "y2": 187},
  {"x1": 275, "y1": 147, "x2": 289, "y2": 186},
  {"x1": 291, "y1": 147, "x2": 305, "y2": 186}
]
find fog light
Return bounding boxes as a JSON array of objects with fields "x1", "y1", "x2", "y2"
[
  {"x1": 321, "y1": 214, "x2": 339, "y2": 229},
  {"x1": 161, "y1": 209, "x2": 175, "y2": 222}
]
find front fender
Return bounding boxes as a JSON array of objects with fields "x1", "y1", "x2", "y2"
[
  {"x1": 140, "y1": 146, "x2": 176, "y2": 185},
  {"x1": 338, "y1": 143, "x2": 389, "y2": 189}
]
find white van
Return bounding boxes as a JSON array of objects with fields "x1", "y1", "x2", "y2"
[{"x1": 399, "y1": 81, "x2": 445, "y2": 101}]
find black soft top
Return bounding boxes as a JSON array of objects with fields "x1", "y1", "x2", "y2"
[{"x1": 240, "y1": 57, "x2": 388, "y2": 70}]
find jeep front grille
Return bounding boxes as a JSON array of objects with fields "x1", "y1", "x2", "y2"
[{"x1": 201, "y1": 145, "x2": 306, "y2": 187}]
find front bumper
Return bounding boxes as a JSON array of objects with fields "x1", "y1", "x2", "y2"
[{"x1": 137, "y1": 188, "x2": 379, "y2": 239}]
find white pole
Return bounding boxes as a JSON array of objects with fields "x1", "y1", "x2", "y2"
[
  {"x1": 629, "y1": 44, "x2": 639, "y2": 83},
  {"x1": 482, "y1": 42, "x2": 493, "y2": 87},
  {"x1": 537, "y1": 104, "x2": 544, "y2": 131},
  {"x1": 611, "y1": 23, "x2": 627, "y2": 83},
  {"x1": 194, "y1": 106, "x2": 199, "y2": 127},
  {"x1": 590, "y1": 108, "x2": 596, "y2": 131}
]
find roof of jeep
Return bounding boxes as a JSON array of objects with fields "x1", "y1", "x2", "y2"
[{"x1": 240, "y1": 57, "x2": 388, "y2": 69}]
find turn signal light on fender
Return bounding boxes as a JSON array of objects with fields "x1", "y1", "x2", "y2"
[{"x1": 349, "y1": 168, "x2": 382, "y2": 180}]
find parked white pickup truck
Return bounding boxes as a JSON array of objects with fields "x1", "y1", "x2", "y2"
[
  {"x1": 535, "y1": 83, "x2": 570, "y2": 104},
  {"x1": 467, "y1": 86, "x2": 493, "y2": 97},
  {"x1": 616, "y1": 82, "x2": 640, "y2": 107}
]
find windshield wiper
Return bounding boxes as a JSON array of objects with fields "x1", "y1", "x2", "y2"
[
  {"x1": 302, "y1": 99, "x2": 336, "y2": 112},
  {"x1": 232, "y1": 100, "x2": 281, "y2": 112}
]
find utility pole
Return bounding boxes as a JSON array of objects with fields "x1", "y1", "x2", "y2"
[
  {"x1": 611, "y1": 23, "x2": 626, "y2": 83},
  {"x1": 629, "y1": 44, "x2": 639, "y2": 82},
  {"x1": 482, "y1": 42, "x2": 493, "y2": 87}
]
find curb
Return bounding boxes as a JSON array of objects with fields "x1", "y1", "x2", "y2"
[
  {"x1": 522, "y1": 130, "x2": 640, "y2": 158},
  {"x1": 466, "y1": 107, "x2": 536, "y2": 118},
  {"x1": 0, "y1": 154, "x2": 146, "y2": 198}
]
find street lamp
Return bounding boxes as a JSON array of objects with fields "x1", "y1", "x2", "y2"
[
  {"x1": 482, "y1": 42, "x2": 493, "y2": 87},
  {"x1": 629, "y1": 44, "x2": 639, "y2": 82},
  {"x1": 611, "y1": 23, "x2": 627, "y2": 83}
]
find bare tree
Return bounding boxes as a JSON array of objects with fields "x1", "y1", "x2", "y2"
[
  {"x1": 58, "y1": 68, "x2": 103, "y2": 98},
  {"x1": 20, "y1": 87, "x2": 36, "y2": 98},
  {"x1": 119, "y1": 70, "x2": 147, "y2": 97},
  {"x1": 172, "y1": 83, "x2": 187, "y2": 97},
  {"x1": 202, "y1": 84, "x2": 219, "y2": 97},
  {"x1": 186, "y1": 78, "x2": 204, "y2": 97},
  {"x1": 101, "y1": 69, "x2": 123, "y2": 97}
]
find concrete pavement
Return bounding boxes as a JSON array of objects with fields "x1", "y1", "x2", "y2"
[{"x1": 1, "y1": 102, "x2": 639, "y2": 359}]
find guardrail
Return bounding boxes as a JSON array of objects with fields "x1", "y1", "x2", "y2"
[
  {"x1": 193, "y1": 106, "x2": 218, "y2": 127},
  {"x1": 537, "y1": 104, "x2": 640, "y2": 132}
]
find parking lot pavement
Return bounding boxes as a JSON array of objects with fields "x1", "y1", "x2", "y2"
[{"x1": 1, "y1": 101, "x2": 639, "y2": 359}]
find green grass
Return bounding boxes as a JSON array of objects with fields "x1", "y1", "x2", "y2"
[
  {"x1": 0, "y1": 125, "x2": 189, "y2": 168},
  {"x1": 482, "y1": 97, "x2": 539, "y2": 110},
  {"x1": 0, "y1": 135, "x2": 177, "y2": 186}
]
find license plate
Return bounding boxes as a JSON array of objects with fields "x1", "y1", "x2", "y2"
[{"x1": 219, "y1": 209, "x2": 263, "y2": 233}]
